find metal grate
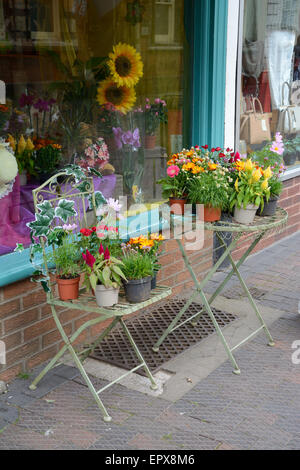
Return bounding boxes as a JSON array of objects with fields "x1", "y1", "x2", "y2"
[
  {"x1": 89, "y1": 298, "x2": 236, "y2": 376},
  {"x1": 223, "y1": 286, "x2": 267, "y2": 300}
]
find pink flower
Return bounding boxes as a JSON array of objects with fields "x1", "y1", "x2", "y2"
[
  {"x1": 275, "y1": 132, "x2": 283, "y2": 143},
  {"x1": 104, "y1": 247, "x2": 110, "y2": 260},
  {"x1": 99, "y1": 244, "x2": 104, "y2": 255},
  {"x1": 155, "y1": 98, "x2": 160, "y2": 104},
  {"x1": 167, "y1": 165, "x2": 180, "y2": 178},
  {"x1": 270, "y1": 141, "x2": 284, "y2": 155},
  {"x1": 85, "y1": 146, "x2": 95, "y2": 158}
]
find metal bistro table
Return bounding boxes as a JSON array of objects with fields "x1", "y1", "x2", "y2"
[{"x1": 152, "y1": 207, "x2": 288, "y2": 374}]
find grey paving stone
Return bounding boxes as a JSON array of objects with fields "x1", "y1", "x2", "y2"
[{"x1": 0, "y1": 403, "x2": 19, "y2": 424}]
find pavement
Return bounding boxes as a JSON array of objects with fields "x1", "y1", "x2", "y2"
[{"x1": 0, "y1": 231, "x2": 300, "y2": 450}]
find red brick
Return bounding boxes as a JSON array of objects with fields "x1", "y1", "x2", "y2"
[
  {"x1": 1, "y1": 331, "x2": 22, "y2": 351},
  {"x1": 42, "y1": 323, "x2": 73, "y2": 348},
  {"x1": 283, "y1": 178, "x2": 295, "y2": 188},
  {"x1": 287, "y1": 185, "x2": 300, "y2": 197},
  {"x1": 22, "y1": 289, "x2": 46, "y2": 310},
  {"x1": 0, "y1": 299, "x2": 21, "y2": 319},
  {"x1": 3, "y1": 279, "x2": 36, "y2": 300},
  {"x1": 26, "y1": 345, "x2": 58, "y2": 370},
  {"x1": 24, "y1": 317, "x2": 56, "y2": 342},
  {"x1": 4, "y1": 308, "x2": 39, "y2": 334},
  {"x1": 6, "y1": 340, "x2": 39, "y2": 366},
  {"x1": 59, "y1": 308, "x2": 82, "y2": 324},
  {"x1": 0, "y1": 364, "x2": 23, "y2": 383},
  {"x1": 287, "y1": 205, "x2": 300, "y2": 217}
]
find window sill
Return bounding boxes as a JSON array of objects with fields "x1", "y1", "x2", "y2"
[
  {"x1": 280, "y1": 164, "x2": 300, "y2": 182},
  {"x1": 0, "y1": 206, "x2": 166, "y2": 288}
]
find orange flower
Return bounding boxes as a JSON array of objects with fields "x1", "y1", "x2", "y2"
[
  {"x1": 192, "y1": 166, "x2": 204, "y2": 174},
  {"x1": 235, "y1": 160, "x2": 245, "y2": 171},
  {"x1": 182, "y1": 162, "x2": 195, "y2": 171},
  {"x1": 139, "y1": 239, "x2": 154, "y2": 249},
  {"x1": 51, "y1": 144, "x2": 62, "y2": 150},
  {"x1": 208, "y1": 163, "x2": 217, "y2": 171},
  {"x1": 0, "y1": 105, "x2": 8, "y2": 112}
]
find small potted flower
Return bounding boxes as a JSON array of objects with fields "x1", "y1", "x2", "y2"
[
  {"x1": 48, "y1": 224, "x2": 81, "y2": 301},
  {"x1": 82, "y1": 244, "x2": 126, "y2": 307},
  {"x1": 157, "y1": 158, "x2": 188, "y2": 215},
  {"x1": 143, "y1": 98, "x2": 168, "y2": 149},
  {"x1": 187, "y1": 159, "x2": 231, "y2": 222},
  {"x1": 229, "y1": 159, "x2": 270, "y2": 224},
  {"x1": 121, "y1": 249, "x2": 154, "y2": 303},
  {"x1": 7, "y1": 134, "x2": 36, "y2": 185},
  {"x1": 258, "y1": 175, "x2": 282, "y2": 217},
  {"x1": 126, "y1": 233, "x2": 165, "y2": 289}
]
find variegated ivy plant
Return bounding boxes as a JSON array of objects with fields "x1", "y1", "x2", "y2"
[{"x1": 15, "y1": 165, "x2": 107, "y2": 293}]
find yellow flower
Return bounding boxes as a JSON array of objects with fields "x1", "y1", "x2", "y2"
[
  {"x1": 139, "y1": 239, "x2": 154, "y2": 249},
  {"x1": 7, "y1": 134, "x2": 16, "y2": 152},
  {"x1": 26, "y1": 138, "x2": 35, "y2": 152},
  {"x1": 129, "y1": 237, "x2": 140, "y2": 245},
  {"x1": 97, "y1": 79, "x2": 136, "y2": 114},
  {"x1": 234, "y1": 179, "x2": 239, "y2": 191},
  {"x1": 17, "y1": 135, "x2": 26, "y2": 155},
  {"x1": 261, "y1": 180, "x2": 269, "y2": 191},
  {"x1": 192, "y1": 166, "x2": 203, "y2": 174},
  {"x1": 263, "y1": 166, "x2": 272, "y2": 179},
  {"x1": 108, "y1": 43, "x2": 143, "y2": 88},
  {"x1": 235, "y1": 160, "x2": 245, "y2": 171},
  {"x1": 245, "y1": 159, "x2": 254, "y2": 171},
  {"x1": 252, "y1": 169, "x2": 262, "y2": 182}
]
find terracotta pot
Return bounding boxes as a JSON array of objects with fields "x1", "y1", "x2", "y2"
[
  {"x1": 56, "y1": 276, "x2": 80, "y2": 301},
  {"x1": 144, "y1": 135, "x2": 156, "y2": 149},
  {"x1": 203, "y1": 205, "x2": 221, "y2": 222},
  {"x1": 169, "y1": 197, "x2": 187, "y2": 216}
]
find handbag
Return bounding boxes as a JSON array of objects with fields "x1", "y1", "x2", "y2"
[
  {"x1": 277, "y1": 82, "x2": 300, "y2": 135},
  {"x1": 240, "y1": 97, "x2": 271, "y2": 144}
]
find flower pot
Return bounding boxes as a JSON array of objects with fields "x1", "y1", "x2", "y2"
[
  {"x1": 123, "y1": 276, "x2": 152, "y2": 303},
  {"x1": 144, "y1": 135, "x2": 156, "y2": 149},
  {"x1": 95, "y1": 284, "x2": 119, "y2": 307},
  {"x1": 234, "y1": 204, "x2": 258, "y2": 225},
  {"x1": 19, "y1": 171, "x2": 27, "y2": 186},
  {"x1": 203, "y1": 205, "x2": 221, "y2": 222},
  {"x1": 169, "y1": 197, "x2": 187, "y2": 216},
  {"x1": 213, "y1": 212, "x2": 233, "y2": 269},
  {"x1": 151, "y1": 273, "x2": 157, "y2": 290},
  {"x1": 257, "y1": 196, "x2": 279, "y2": 217},
  {"x1": 56, "y1": 276, "x2": 80, "y2": 301},
  {"x1": 283, "y1": 153, "x2": 297, "y2": 166}
]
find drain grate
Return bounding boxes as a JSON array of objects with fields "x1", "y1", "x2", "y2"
[{"x1": 89, "y1": 298, "x2": 236, "y2": 376}]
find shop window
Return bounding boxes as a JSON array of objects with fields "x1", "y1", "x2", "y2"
[
  {"x1": 239, "y1": 0, "x2": 300, "y2": 170},
  {"x1": 0, "y1": 0, "x2": 187, "y2": 256}
]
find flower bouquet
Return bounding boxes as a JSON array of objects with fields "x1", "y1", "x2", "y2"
[{"x1": 77, "y1": 137, "x2": 110, "y2": 173}]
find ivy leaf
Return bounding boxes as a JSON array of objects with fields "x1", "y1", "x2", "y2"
[
  {"x1": 37, "y1": 200, "x2": 55, "y2": 221},
  {"x1": 41, "y1": 280, "x2": 51, "y2": 293},
  {"x1": 64, "y1": 164, "x2": 86, "y2": 183},
  {"x1": 77, "y1": 181, "x2": 91, "y2": 193},
  {"x1": 94, "y1": 191, "x2": 107, "y2": 209},
  {"x1": 27, "y1": 214, "x2": 51, "y2": 238},
  {"x1": 89, "y1": 167, "x2": 102, "y2": 178},
  {"x1": 14, "y1": 243, "x2": 24, "y2": 253},
  {"x1": 55, "y1": 199, "x2": 77, "y2": 223}
]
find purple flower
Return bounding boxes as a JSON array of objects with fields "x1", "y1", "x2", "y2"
[
  {"x1": 34, "y1": 99, "x2": 50, "y2": 113},
  {"x1": 19, "y1": 93, "x2": 35, "y2": 108},
  {"x1": 112, "y1": 127, "x2": 123, "y2": 150},
  {"x1": 121, "y1": 128, "x2": 141, "y2": 148}
]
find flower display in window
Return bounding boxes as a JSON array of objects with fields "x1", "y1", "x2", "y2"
[
  {"x1": 108, "y1": 43, "x2": 143, "y2": 88},
  {"x1": 77, "y1": 137, "x2": 110, "y2": 171},
  {"x1": 97, "y1": 79, "x2": 136, "y2": 114}
]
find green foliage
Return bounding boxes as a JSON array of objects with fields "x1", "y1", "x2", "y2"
[
  {"x1": 157, "y1": 174, "x2": 187, "y2": 199},
  {"x1": 268, "y1": 177, "x2": 283, "y2": 197},
  {"x1": 48, "y1": 235, "x2": 80, "y2": 279},
  {"x1": 54, "y1": 199, "x2": 77, "y2": 223},
  {"x1": 121, "y1": 252, "x2": 153, "y2": 280},
  {"x1": 144, "y1": 100, "x2": 168, "y2": 136},
  {"x1": 187, "y1": 172, "x2": 231, "y2": 209},
  {"x1": 250, "y1": 144, "x2": 283, "y2": 174},
  {"x1": 34, "y1": 145, "x2": 62, "y2": 177}
]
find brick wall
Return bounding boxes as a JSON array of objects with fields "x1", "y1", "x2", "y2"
[{"x1": 1, "y1": 175, "x2": 299, "y2": 383}]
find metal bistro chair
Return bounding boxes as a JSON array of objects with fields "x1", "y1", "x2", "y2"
[{"x1": 28, "y1": 171, "x2": 171, "y2": 422}]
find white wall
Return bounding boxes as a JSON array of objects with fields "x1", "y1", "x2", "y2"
[{"x1": 224, "y1": 0, "x2": 241, "y2": 149}]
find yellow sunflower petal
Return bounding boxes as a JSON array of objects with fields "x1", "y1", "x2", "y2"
[
  {"x1": 108, "y1": 43, "x2": 143, "y2": 88},
  {"x1": 97, "y1": 79, "x2": 136, "y2": 114}
]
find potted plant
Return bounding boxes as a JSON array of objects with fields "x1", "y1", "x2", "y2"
[
  {"x1": 258, "y1": 175, "x2": 282, "y2": 217},
  {"x1": 33, "y1": 140, "x2": 62, "y2": 183},
  {"x1": 143, "y1": 98, "x2": 168, "y2": 149},
  {"x1": 121, "y1": 250, "x2": 153, "y2": 303},
  {"x1": 187, "y1": 160, "x2": 231, "y2": 222},
  {"x1": 126, "y1": 233, "x2": 165, "y2": 289},
  {"x1": 48, "y1": 224, "x2": 81, "y2": 301},
  {"x1": 82, "y1": 244, "x2": 126, "y2": 307},
  {"x1": 7, "y1": 134, "x2": 36, "y2": 185},
  {"x1": 282, "y1": 137, "x2": 297, "y2": 166},
  {"x1": 157, "y1": 159, "x2": 188, "y2": 215},
  {"x1": 229, "y1": 159, "x2": 270, "y2": 224}
]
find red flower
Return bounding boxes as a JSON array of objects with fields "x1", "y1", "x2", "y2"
[
  {"x1": 194, "y1": 145, "x2": 200, "y2": 149},
  {"x1": 80, "y1": 228, "x2": 93, "y2": 237},
  {"x1": 219, "y1": 152, "x2": 225, "y2": 158},
  {"x1": 202, "y1": 145, "x2": 209, "y2": 149},
  {"x1": 211, "y1": 148, "x2": 216, "y2": 152},
  {"x1": 216, "y1": 147, "x2": 221, "y2": 151},
  {"x1": 82, "y1": 250, "x2": 96, "y2": 268},
  {"x1": 99, "y1": 244, "x2": 104, "y2": 255},
  {"x1": 226, "y1": 148, "x2": 233, "y2": 153},
  {"x1": 92, "y1": 227, "x2": 97, "y2": 232}
]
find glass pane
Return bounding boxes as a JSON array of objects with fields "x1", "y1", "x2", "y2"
[
  {"x1": 0, "y1": 0, "x2": 188, "y2": 256},
  {"x1": 239, "y1": 0, "x2": 300, "y2": 170}
]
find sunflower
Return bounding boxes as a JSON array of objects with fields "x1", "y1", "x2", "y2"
[
  {"x1": 108, "y1": 43, "x2": 143, "y2": 88},
  {"x1": 97, "y1": 79, "x2": 136, "y2": 114}
]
